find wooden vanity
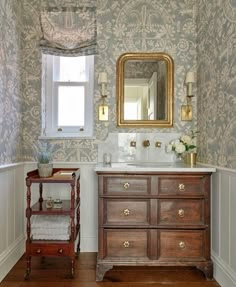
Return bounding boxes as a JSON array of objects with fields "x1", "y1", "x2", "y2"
[{"x1": 95, "y1": 166, "x2": 215, "y2": 281}]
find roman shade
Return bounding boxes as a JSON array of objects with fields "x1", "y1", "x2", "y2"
[{"x1": 40, "y1": 5, "x2": 97, "y2": 56}]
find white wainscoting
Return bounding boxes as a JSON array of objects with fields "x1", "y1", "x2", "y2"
[
  {"x1": 0, "y1": 162, "x2": 98, "y2": 282},
  {"x1": 1, "y1": 161, "x2": 236, "y2": 286},
  {"x1": 211, "y1": 167, "x2": 236, "y2": 287},
  {"x1": 0, "y1": 163, "x2": 25, "y2": 282}
]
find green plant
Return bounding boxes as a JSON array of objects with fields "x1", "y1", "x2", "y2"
[
  {"x1": 38, "y1": 152, "x2": 51, "y2": 164},
  {"x1": 37, "y1": 142, "x2": 52, "y2": 163}
]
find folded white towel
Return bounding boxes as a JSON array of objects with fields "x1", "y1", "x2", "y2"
[
  {"x1": 32, "y1": 234, "x2": 70, "y2": 240},
  {"x1": 31, "y1": 226, "x2": 70, "y2": 235},
  {"x1": 31, "y1": 215, "x2": 71, "y2": 229}
]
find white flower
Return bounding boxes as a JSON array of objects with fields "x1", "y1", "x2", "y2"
[
  {"x1": 175, "y1": 142, "x2": 186, "y2": 154},
  {"x1": 172, "y1": 139, "x2": 180, "y2": 146},
  {"x1": 180, "y1": 135, "x2": 192, "y2": 145}
]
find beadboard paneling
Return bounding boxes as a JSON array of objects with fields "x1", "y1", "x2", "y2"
[
  {"x1": 1, "y1": 162, "x2": 236, "y2": 287},
  {"x1": 212, "y1": 168, "x2": 236, "y2": 287},
  {"x1": 0, "y1": 164, "x2": 25, "y2": 282}
]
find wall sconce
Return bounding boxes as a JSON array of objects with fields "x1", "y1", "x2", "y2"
[
  {"x1": 98, "y1": 72, "x2": 108, "y2": 121},
  {"x1": 181, "y1": 71, "x2": 195, "y2": 121}
]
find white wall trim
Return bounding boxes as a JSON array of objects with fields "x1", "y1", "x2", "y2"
[
  {"x1": 0, "y1": 235, "x2": 25, "y2": 282},
  {"x1": 212, "y1": 251, "x2": 236, "y2": 287},
  {"x1": 199, "y1": 162, "x2": 236, "y2": 174},
  {"x1": 0, "y1": 162, "x2": 24, "y2": 171}
]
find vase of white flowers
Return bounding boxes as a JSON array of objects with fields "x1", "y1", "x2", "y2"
[{"x1": 166, "y1": 130, "x2": 198, "y2": 164}]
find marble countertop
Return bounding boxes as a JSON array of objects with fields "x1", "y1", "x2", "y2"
[{"x1": 95, "y1": 162, "x2": 216, "y2": 172}]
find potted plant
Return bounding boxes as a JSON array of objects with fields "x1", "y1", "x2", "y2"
[{"x1": 37, "y1": 144, "x2": 53, "y2": 177}]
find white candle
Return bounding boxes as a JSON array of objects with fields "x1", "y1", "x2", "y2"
[{"x1": 187, "y1": 82, "x2": 193, "y2": 96}]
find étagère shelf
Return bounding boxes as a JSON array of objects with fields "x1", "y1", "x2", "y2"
[{"x1": 24, "y1": 168, "x2": 80, "y2": 279}]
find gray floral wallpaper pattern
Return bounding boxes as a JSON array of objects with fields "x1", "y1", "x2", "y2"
[
  {"x1": 20, "y1": 0, "x2": 197, "y2": 163},
  {"x1": 197, "y1": 0, "x2": 236, "y2": 169},
  {"x1": 0, "y1": 0, "x2": 23, "y2": 164},
  {"x1": 0, "y1": 0, "x2": 235, "y2": 169}
]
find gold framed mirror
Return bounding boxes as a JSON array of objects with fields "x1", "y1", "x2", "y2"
[{"x1": 116, "y1": 52, "x2": 174, "y2": 127}]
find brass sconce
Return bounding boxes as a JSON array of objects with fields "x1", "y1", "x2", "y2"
[
  {"x1": 98, "y1": 72, "x2": 108, "y2": 121},
  {"x1": 181, "y1": 71, "x2": 195, "y2": 121}
]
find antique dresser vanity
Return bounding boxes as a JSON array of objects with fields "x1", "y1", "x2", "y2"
[{"x1": 95, "y1": 163, "x2": 215, "y2": 281}]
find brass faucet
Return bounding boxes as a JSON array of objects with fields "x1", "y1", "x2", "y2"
[{"x1": 143, "y1": 140, "x2": 150, "y2": 147}]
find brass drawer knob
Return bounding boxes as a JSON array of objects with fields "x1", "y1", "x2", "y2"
[
  {"x1": 178, "y1": 183, "x2": 185, "y2": 191},
  {"x1": 123, "y1": 241, "x2": 130, "y2": 248},
  {"x1": 58, "y1": 248, "x2": 64, "y2": 254},
  {"x1": 123, "y1": 208, "x2": 130, "y2": 216},
  {"x1": 178, "y1": 209, "x2": 185, "y2": 217},
  {"x1": 179, "y1": 241, "x2": 186, "y2": 249},
  {"x1": 36, "y1": 249, "x2": 41, "y2": 254},
  {"x1": 123, "y1": 182, "x2": 130, "y2": 189}
]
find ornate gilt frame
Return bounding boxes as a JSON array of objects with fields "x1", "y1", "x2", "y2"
[{"x1": 116, "y1": 52, "x2": 174, "y2": 127}]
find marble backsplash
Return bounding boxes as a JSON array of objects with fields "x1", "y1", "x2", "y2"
[{"x1": 97, "y1": 132, "x2": 181, "y2": 163}]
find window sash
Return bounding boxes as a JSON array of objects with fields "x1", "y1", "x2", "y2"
[{"x1": 43, "y1": 54, "x2": 94, "y2": 138}]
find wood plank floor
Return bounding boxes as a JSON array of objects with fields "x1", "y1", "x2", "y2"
[{"x1": 1, "y1": 253, "x2": 221, "y2": 287}]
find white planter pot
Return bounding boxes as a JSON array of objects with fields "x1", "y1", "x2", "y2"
[{"x1": 37, "y1": 163, "x2": 53, "y2": 177}]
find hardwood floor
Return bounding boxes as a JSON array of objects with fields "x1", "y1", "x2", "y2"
[{"x1": 1, "y1": 252, "x2": 221, "y2": 287}]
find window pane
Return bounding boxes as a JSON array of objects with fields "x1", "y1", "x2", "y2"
[
  {"x1": 55, "y1": 56, "x2": 86, "y2": 82},
  {"x1": 58, "y1": 86, "x2": 85, "y2": 126}
]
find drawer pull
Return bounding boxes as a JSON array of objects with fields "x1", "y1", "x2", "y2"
[
  {"x1": 178, "y1": 209, "x2": 185, "y2": 217},
  {"x1": 123, "y1": 208, "x2": 130, "y2": 216},
  {"x1": 179, "y1": 241, "x2": 186, "y2": 249},
  {"x1": 123, "y1": 182, "x2": 130, "y2": 189},
  {"x1": 178, "y1": 183, "x2": 185, "y2": 191},
  {"x1": 58, "y1": 248, "x2": 64, "y2": 254},
  {"x1": 123, "y1": 241, "x2": 130, "y2": 248},
  {"x1": 36, "y1": 249, "x2": 41, "y2": 254}
]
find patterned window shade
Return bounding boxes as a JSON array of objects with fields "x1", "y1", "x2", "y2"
[{"x1": 40, "y1": 6, "x2": 97, "y2": 56}]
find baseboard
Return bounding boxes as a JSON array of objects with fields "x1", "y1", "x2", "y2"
[
  {"x1": 80, "y1": 237, "x2": 97, "y2": 252},
  {"x1": 212, "y1": 251, "x2": 236, "y2": 287},
  {"x1": 0, "y1": 235, "x2": 25, "y2": 282}
]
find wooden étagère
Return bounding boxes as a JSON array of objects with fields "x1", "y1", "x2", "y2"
[{"x1": 24, "y1": 168, "x2": 80, "y2": 279}]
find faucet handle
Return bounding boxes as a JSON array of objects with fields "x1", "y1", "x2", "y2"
[
  {"x1": 143, "y1": 140, "x2": 150, "y2": 147},
  {"x1": 155, "y1": 141, "x2": 162, "y2": 148}
]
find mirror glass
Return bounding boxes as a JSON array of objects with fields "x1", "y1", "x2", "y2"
[{"x1": 116, "y1": 52, "x2": 174, "y2": 127}]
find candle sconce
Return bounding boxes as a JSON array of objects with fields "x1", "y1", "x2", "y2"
[
  {"x1": 181, "y1": 71, "x2": 195, "y2": 121},
  {"x1": 98, "y1": 72, "x2": 108, "y2": 121}
]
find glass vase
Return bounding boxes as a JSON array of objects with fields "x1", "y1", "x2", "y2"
[{"x1": 175, "y1": 153, "x2": 184, "y2": 162}]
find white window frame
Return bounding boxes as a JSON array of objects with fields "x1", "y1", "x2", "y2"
[{"x1": 41, "y1": 54, "x2": 94, "y2": 139}]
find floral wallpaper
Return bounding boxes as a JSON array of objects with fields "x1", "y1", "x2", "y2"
[
  {"x1": 19, "y1": 0, "x2": 197, "y2": 163},
  {"x1": 1, "y1": 0, "x2": 235, "y2": 169},
  {"x1": 0, "y1": 0, "x2": 23, "y2": 164},
  {"x1": 197, "y1": 0, "x2": 236, "y2": 169}
]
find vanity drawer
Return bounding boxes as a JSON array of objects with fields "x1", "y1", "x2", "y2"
[
  {"x1": 102, "y1": 175, "x2": 150, "y2": 195},
  {"x1": 104, "y1": 199, "x2": 150, "y2": 225},
  {"x1": 158, "y1": 175, "x2": 207, "y2": 196},
  {"x1": 159, "y1": 230, "x2": 205, "y2": 260},
  {"x1": 104, "y1": 229, "x2": 148, "y2": 258},
  {"x1": 158, "y1": 199, "x2": 204, "y2": 225}
]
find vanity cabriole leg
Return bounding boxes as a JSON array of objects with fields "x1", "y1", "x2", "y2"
[
  {"x1": 196, "y1": 261, "x2": 213, "y2": 280},
  {"x1": 96, "y1": 264, "x2": 113, "y2": 281}
]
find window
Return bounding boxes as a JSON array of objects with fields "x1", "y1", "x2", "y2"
[{"x1": 41, "y1": 54, "x2": 94, "y2": 138}]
